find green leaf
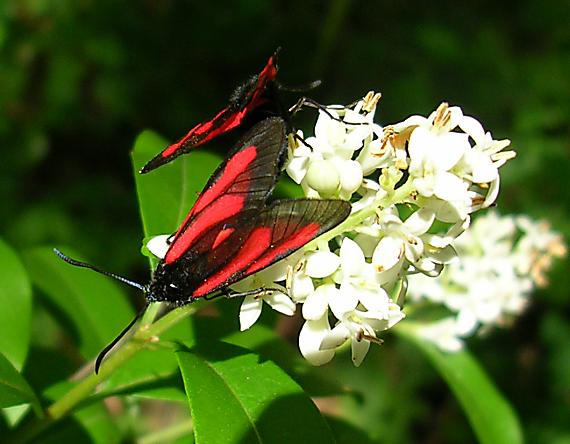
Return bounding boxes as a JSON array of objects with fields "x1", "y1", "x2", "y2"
[
  {"x1": 177, "y1": 342, "x2": 335, "y2": 444},
  {"x1": 0, "y1": 238, "x2": 32, "y2": 371},
  {"x1": 21, "y1": 247, "x2": 135, "y2": 361},
  {"x1": 398, "y1": 327, "x2": 524, "y2": 444},
  {"x1": 130, "y1": 130, "x2": 221, "y2": 254},
  {"x1": 224, "y1": 324, "x2": 347, "y2": 397},
  {"x1": 0, "y1": 352, "x2": 41, "y2": 415},
  {"x1": 100, "y1": 348, "x2": 186, "y2": 402}
]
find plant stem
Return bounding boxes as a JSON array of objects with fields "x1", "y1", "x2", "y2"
[
  {"x1": 304, "y1": 179, "x2": 415, "y2": 250},
  {"x1": 10, "y1": 303, "x2": 201, "y2": 443}
]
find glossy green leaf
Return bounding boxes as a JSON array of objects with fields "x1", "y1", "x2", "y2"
[
  {"x1": 3, "y1": 403, "x2": 31, "y2": 428},
  {"x1": 398, "y1": 327, "x2": 524, "y2": 444},
  {"x1": 0, "y1": 352, "x2": 41, "y2": 415},
  {"x1": 21, "y1": 247, "x2": 135, "y2": 361},
  {"x1": 177, "y1": 342, "x2": 335, "y2": 444},
  {"x1": 131, "y1": 130, "x2": 221, "y2": 254},
  {"x1": 0, "y1": 239, "x2": 32, "y2": 371},
  {"x1": 224, "y1": 324, "x2": 348, "y2": 397},
  {"x1": 100, "y1": 348, "x2": 185, "y2": 402}
]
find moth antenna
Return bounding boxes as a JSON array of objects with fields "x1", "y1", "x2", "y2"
[
  {"x1": 53, "y1": 248, "x2": 146, "y2": 291},
  {"x1": 95, "y1": 304, "x2": 148, "y2": 374}
]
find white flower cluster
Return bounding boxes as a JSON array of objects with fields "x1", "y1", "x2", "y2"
[
  {"x1": 407, "y1": 211, "x2": 566, "y2": 352},
  {"x1": 147, "y1": 92, "x2": 519, "y2": 366},
  {"x1": 234, "y1": 93, "x2": 516, "y2": 366}
]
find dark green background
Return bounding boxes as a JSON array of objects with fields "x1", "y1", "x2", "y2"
[{"x1": 1, "y1": 1, "x2": 568, "y2": 442}]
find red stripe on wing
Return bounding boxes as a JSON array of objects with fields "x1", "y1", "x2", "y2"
[
  {"x1": 190, "y1": 199, "x2": 351, "y2": 298},
  {"x1": 189, "y1": 145, "x2": 257, "y2": 216},
  {"x1": 161, "y1": 108, "x2": 227, "y2": 158},
  {"x1": 245, "y1": 223, "x2": 320, "y2": 275},
  {"x1": 192, "y1": 226, "x2": 273, "y2": 296},
  {"x1": 211, "y1": 227, "x2": 236, "y2": 250},
  {"x1": 164, "y1": 194, "x2": 246, "y2": 264}
]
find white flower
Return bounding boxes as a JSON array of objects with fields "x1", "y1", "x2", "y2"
[
  {"x1": 392, "y1": 103, "x2": 516, "y2": 221},
  {"x1": 408, "y1": 125, "x2": 470, "y2": 200},
  {"x1": 299, "y1": 314, "x2": 335, "y2": 366},
  {"x1": 352, "y1": 179, "x2": 387, "y2": 213},
  {"x1": 408, "y1": 211, "x2": 565, "y2": 350},
  {"x1": 285, "y1": 97, "x2": 380, "y2": 199},
  {"x1": 334, "y1": 238, "x2": 383, "y2": 311},
  {"x1": 287, "y1": 248, "x2": 341, "y2": 306},
  {"x1": 232, "y1": 262, "x2": 296, "y2": 331},
  {"x1": 319, "y1": 305, "x2": 405, "y2": 366},
  {"x1": 514, "y1": 216, "x2": 567, "y2": 287},
  {"x1": 371, "y1": 206, "x2": 454, "y2": 277},
  {"x1": 304, "y1": 159, "x2": 340, "y2": 196},
  {"x1": 238, "y1": 287, "x2": 296, "y2": 331}
]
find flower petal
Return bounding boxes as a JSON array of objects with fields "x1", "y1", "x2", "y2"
[
  {"x1": 305, "y1": 251, "x2": 341, "y2": 278},
  {"x1": 265, "y1": 291, "x2": 296, "y2": 316},
  {"x1": 330, "y1": 283, "x2": 359, "y2": 318},
  {"x1": 458, "y1": 115, "x2": 486, "y2": 145},
  {"x1": 299, "y1": 316, "x2": 335, "y2": 366},
  {"x1": 351, "y1": 336, "x2": 371, "y2": 367},
  {"x1": 404, "y1": 208, "x2": 435, "y2": 236},
  {"x1": 302, "y1": 285, "x2": 330, "y2": 320},
  {"x1": 320, "y1": 323, "x2": 351, "y2": 350},
  {"x1": 358, "y1": 287, "x2": 389, "y2": 312},
  {"x1": 239, "y1": 295, "x2": 263, "y2": 331},
  {"x1": 340, "y1": 237, "x2": 366, "y2": 276},
  {"x1": 289, "y1": 271, "x2": 314, "y2": 302},
  {"x1": 338, "y1": 160, "x2": 364, "y2": 199},
  {"x1": 372, "y1": 236, "x2": 404, "y2": 272},
  {"x1": 434, "y1": 173, "x2": 469, "y2": 202}
]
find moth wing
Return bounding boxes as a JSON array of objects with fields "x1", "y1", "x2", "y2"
[
  {"x1": 163, "y1": 117, "x2": 287, "y2": 265},
  {"x1": 140, "y1": 51, "x2": 279, "y2": 173},
  {"x1": 188, "y1": 198, "x2": 352, "y2": 298}
]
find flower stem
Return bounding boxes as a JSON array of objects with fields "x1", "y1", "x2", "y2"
[{"x1": 304, "y1": 179, "x2": 415, "y2": 250}]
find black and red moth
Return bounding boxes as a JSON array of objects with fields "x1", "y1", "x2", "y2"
[
  {"x1": 140, "y1": 50, "x2": 280, "y2": 174},
  {"x1": 56, "y1": 117, "x2": 351, "y2": 372}
]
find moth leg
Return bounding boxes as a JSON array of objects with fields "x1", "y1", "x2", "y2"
[
  {"x1": 290, "y1": 132, "x2": 315, "y2": 151},
  {"x1": 288, "y1": 97, "x2": 363, "y2": 126},
  {"x1": 224, "y1": 287, "x2": 285, "y2": 300},
  {"x1": 203, "y1": 291, "x2": 224, "y2": 301}
]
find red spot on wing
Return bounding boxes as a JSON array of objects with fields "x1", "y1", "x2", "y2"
[
  {"x1": 212, "y1": 227, "x2": 235, "y2": 250},
  {"x1": 246, "y1": 223, "x2": 320, "y2": 275},
  {"x1": 161, "y1": 108, "x2": 228, "y2": 158},
  {"x1": 259, "y1": 53, "x2": 278, "y2": 84},
  {"x1": 193, "y1": 227, "x2": 272, "y2": 297},
  {"x1": 165, "y1": 194, "x2": 245, "y2": 264}
]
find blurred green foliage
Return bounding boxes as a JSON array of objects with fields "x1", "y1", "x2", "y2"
[{"x1": 0, "y1": 0, "x2": 568, "y2": 442}]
